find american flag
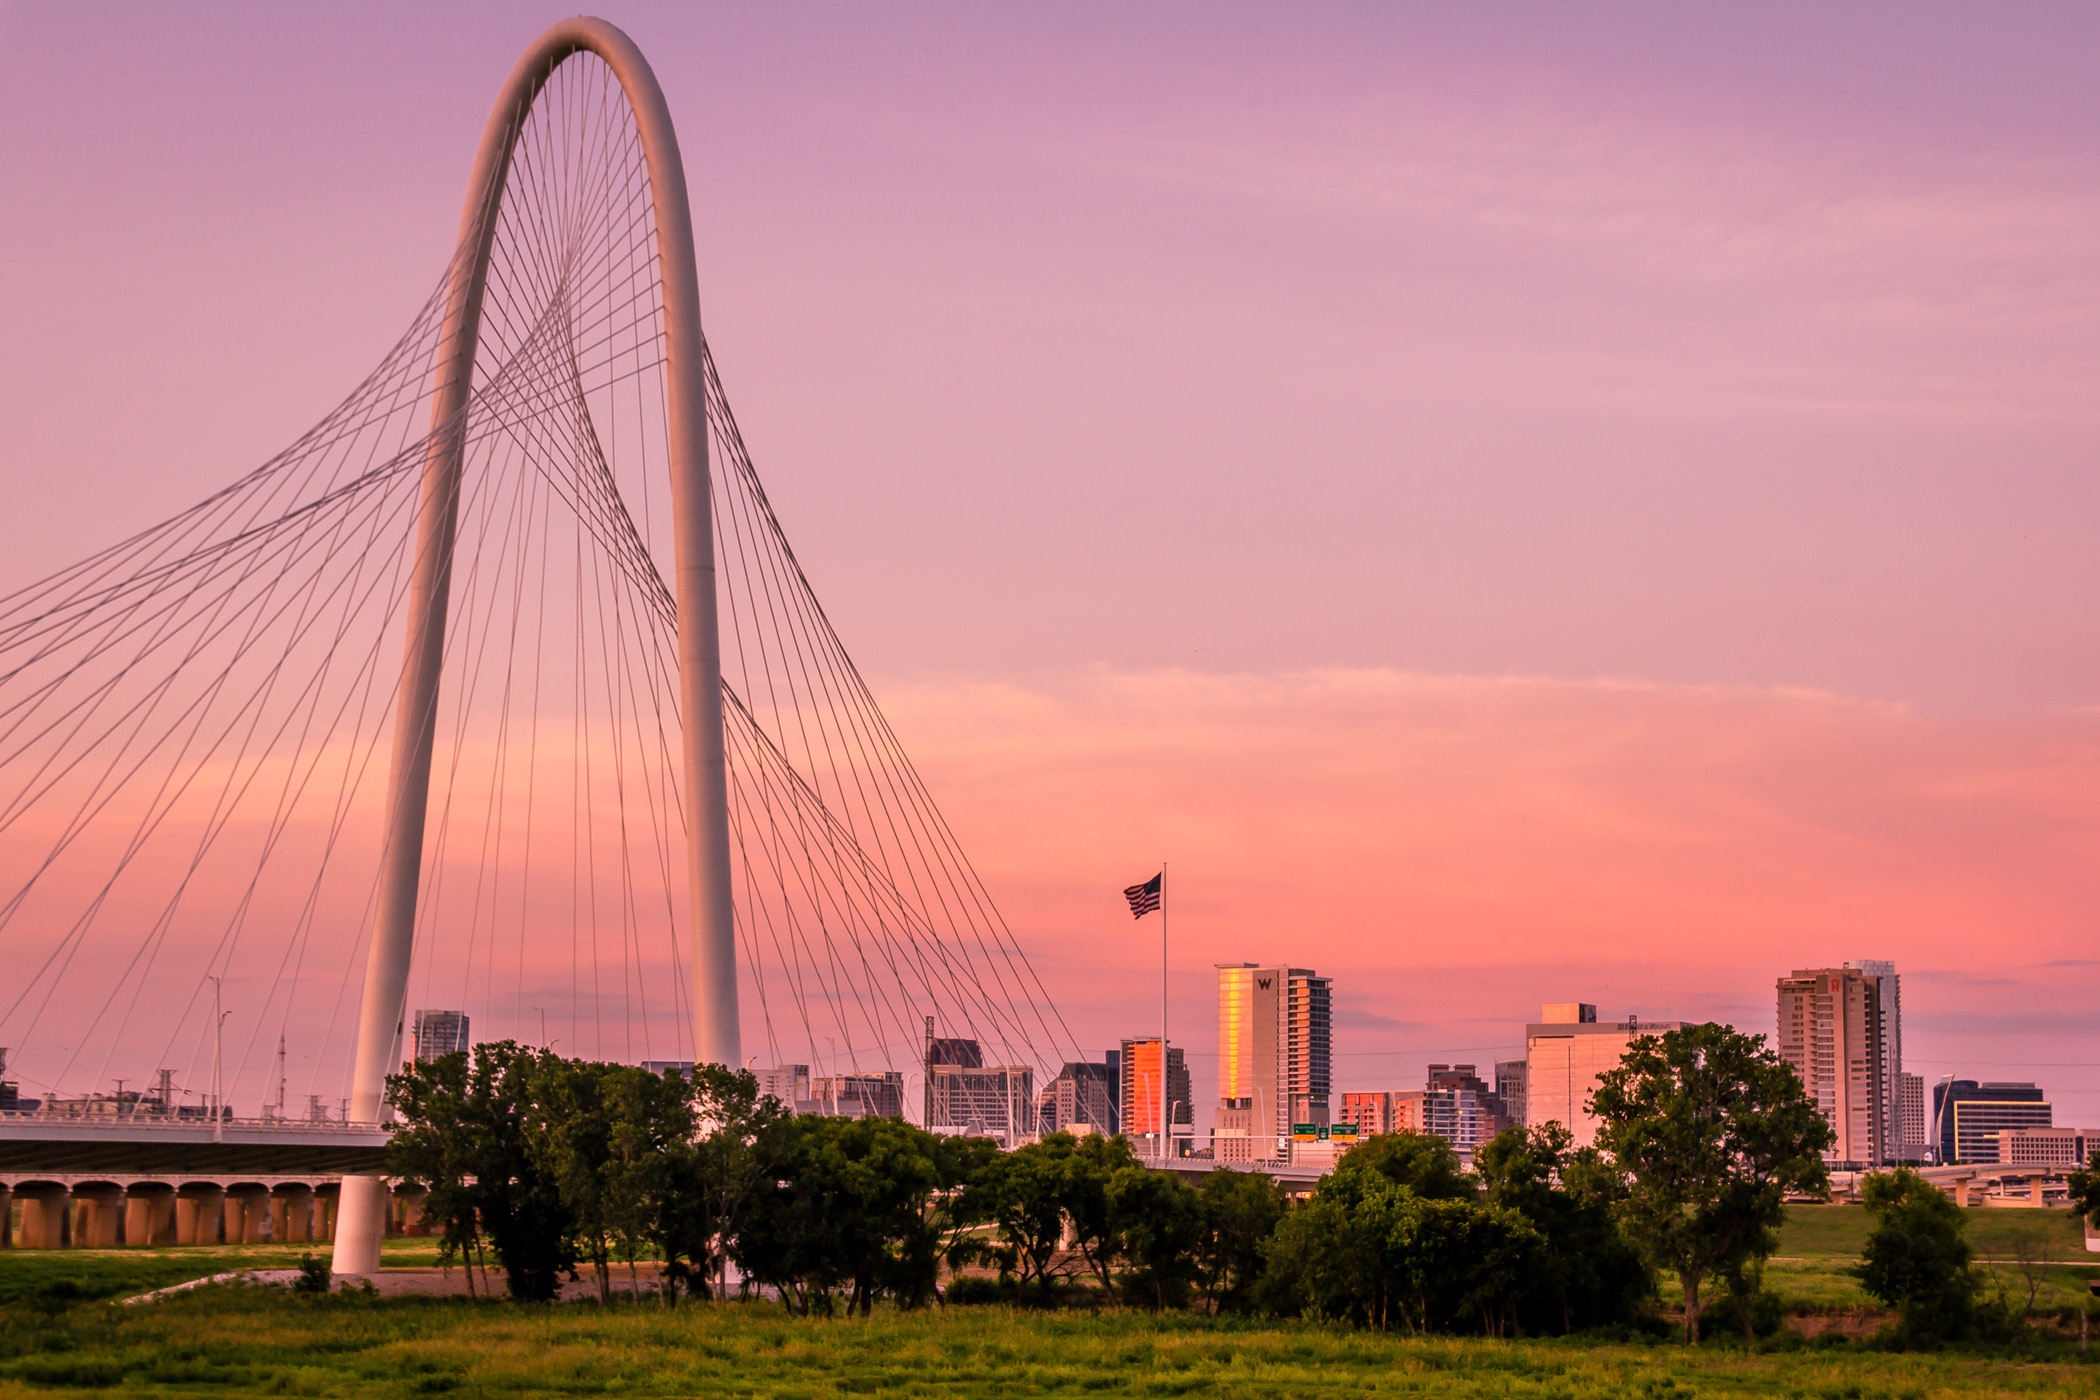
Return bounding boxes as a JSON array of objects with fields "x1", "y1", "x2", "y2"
[{"x1": 1123, "y1": 871, "x2": 1162, "y2": 918}]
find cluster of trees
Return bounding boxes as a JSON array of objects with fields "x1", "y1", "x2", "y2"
[
  {"x1": 1855, "y1": 1159, "x2": 2100, "y2": 1346},
  {"x1": 386, "y1": 1043, "x2": 1288, "y2": 1314},
  {"x1": 391, "y1": 1024, "x2": 2099, "y2": 1345}
]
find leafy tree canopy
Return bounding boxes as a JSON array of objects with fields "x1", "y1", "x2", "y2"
[
  {"x1": 1590, "y1": 1021, "x2": 1833, "y2": 1343},
  {"x1": 1854, "y1": 1168, "x2": 1980, "y2": 1345}
]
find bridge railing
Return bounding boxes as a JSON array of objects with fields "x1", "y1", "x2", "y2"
[{"x1": 0, "y1": 1112, "x2": 388, "y2": 1135}]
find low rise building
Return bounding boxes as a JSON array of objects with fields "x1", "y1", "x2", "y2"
[
  {"x1": 1494, "y1": 1058, "x2": 1528, "y2": 1127},
  {"x1": 756, "y1": 1064, "x2": 809, "y2": 1106},
  {"x1": 1990, "y1": 1126, "x2": 2096, "y2": 1169},
  {"x1": 1337, "y1": 1091, "x2": 1393, "y2": 1137},
  {"x1": 802, "y1": 1071, "x2": 907, "y2": 1120},
  {"x1": 1897, "y1": 1072, "x2": 1929, "y2": 1161},
  {"x1": 1934, "y1": 1080, "x2": 2051, "y2": 1165}
]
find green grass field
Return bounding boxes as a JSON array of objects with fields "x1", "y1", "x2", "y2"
[
  {"x1": 1, "y1": 1207, "x2": 2095, "y2": 1396},
  {"x1": 1752, "y1": 1206, "x2": 2100, "y2": 1316},
  {"x1": 1, "y1": 1288, "x2": 2098, "y2": 1398}
]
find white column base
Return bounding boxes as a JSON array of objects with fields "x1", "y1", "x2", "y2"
[{"x1": 329, "y1": 1175, "x2": 389, "y2": 1276}]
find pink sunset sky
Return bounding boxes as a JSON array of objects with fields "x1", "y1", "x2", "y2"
[{"x1": 1, "y1": 3, "x2": 2096, "y2": 1123}]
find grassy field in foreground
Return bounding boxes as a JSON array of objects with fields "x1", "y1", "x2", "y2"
[{"x1": 0, "y1": 1292, "x2": 2097, "y2": 1399}]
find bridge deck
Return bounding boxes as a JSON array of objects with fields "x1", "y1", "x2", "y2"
[{"x1": 0, "y1": 1116, "x2": 390, "y2": 1176}]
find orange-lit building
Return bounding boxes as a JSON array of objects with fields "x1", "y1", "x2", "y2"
[{"x1": 1118, "y1": 1037, "x2": 1190, "y2": 1152}]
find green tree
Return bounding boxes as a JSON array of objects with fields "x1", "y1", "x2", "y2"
[
  {"x1": 979, "y1": 1132, "x2": 1090, "y2": 1306},
  {"x1": 925, "y1": 1135, "x2": 1002, "y2": 1306},
  {"x1": 1475, "y1": 1123, "x2": 1652, "y2": 1334},
  {"x1": 385, "y1": 1049, "x2": 488, "y2": 1294},
  {"x1": 1390, "y1": 1195, "x2": 1542, "y2": 1336},
  {"x1": 735, "y1": 1115, "x2": 949, "y2": 1315},
  {"x1": 1262, "y1": 1169, "x2": 1415, "y2": 1327},
  {"x1": 1332, "y1": 1129, "x2": 1475, "y2": 1200},
  {"x1": 1262, "y1": 1163, "x2": 1541, "y2": 1333},
  {"x1": 386, "y1": 1042, "x2": 573, "y2": 1300},
  {"x1": 1057, "y1": 1133, "x2": 1142, "y2": 1297},
  {"x1": 2068, "y1": 1149, "x2": 2100, "y2": 1230},
  {"x1": 1194, "y1": 1168, "x2": 1287, "y2": 1314},
  {"x1": 1107, "y1": 1164, "x2": 1204, "y2": 1310},
  {"x1": 1589, "y1": 1022, "x2": 1833, "y2": 1343},
  {"x1": 532, "y1": 1056, "x2": 626, "y2": 1303},
  {"x1": 670, "y1": 1064, "x2": 791, "y2": 1300},
  {"x1": 1854, "y1": 1168, "x2": 1980, "y2": 1344},
  {"x1": 600, "y1": 1064, "x2": 698, "y2": 1305}
]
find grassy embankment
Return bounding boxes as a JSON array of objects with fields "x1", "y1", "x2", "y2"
[{"x1": 1744, "y1": 1205, "x2": 2098, "y2": 1316}]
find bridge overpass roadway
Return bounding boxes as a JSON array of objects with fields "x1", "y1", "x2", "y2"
[{"x1": 0, "y1": 1114, "x2": 390, "y2": 1177}]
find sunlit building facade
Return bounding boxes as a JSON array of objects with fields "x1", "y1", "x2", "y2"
[
  {"x1": 1777, "y1": 968, "x2": 1886, "y2": 1166},
  {"x1": 1524, "y1": 1002, "x2": 1682, "y2": 1150},
  {"x1": 1119, "y1": 1038, "x2": 1190, "y2": 1154},
  {"x1": 1213, "y1": 963, "x2": 1331, "y2": 1162}
]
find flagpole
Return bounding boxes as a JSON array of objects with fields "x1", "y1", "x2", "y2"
[{"x1": 1159, "y1": 860, "x2": 1167, "y2": 1162}]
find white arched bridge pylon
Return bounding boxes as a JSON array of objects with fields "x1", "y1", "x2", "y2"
[{"x1": 0, "y1": 18, "x2": 1086, "y2": 1270}]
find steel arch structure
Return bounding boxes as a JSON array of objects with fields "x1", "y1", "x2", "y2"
[{"x1": 331, "y1": 15, "x2": 736, "y2": 1275}]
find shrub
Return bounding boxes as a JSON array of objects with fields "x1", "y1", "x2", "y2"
[
  {"x1": 1854, "y1": 1169, "x2": 1980, "y2": 1345},
  {"x1": 291, "y1": 1254, "x2": 331, "y2": 1295}
]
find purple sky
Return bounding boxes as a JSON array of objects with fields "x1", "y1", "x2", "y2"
[{"x1": 2, "y1": 3, "x2": 2096, "y2": 1120}]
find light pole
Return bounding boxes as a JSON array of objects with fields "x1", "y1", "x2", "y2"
[{"x1": 208, "y1": 976, "x2": 231, "y2": 1143}]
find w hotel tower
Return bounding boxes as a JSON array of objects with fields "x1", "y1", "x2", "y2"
[{"x1": 1212, "y1": 964, "x2": 1331, "y2": 1162}]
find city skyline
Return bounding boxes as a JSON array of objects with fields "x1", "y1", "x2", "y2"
[{"x1": 0, "y1": 5, "x2": 2096, "y2": 1124}]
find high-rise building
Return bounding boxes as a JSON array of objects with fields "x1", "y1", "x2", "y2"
[
  {"x1": 923, "y1": 1027, "x2": 1035, "y2": 1145},
  {"x1": 1525, "y1": 1003, "x2": 1684, "y2": 1149},
  {"x1": 1036, "y1": 1061, "x2": 1117, "y2": 1135},
  {"x1": 411, "y1": 1010, "x2": 470, "y2": 1064},
  {"x1": 1896, "y1": 1072, "x2": 1928, "y2": 1160},
  {"x1": 1214, "y1": 964, "x2": 1331, "y2": 1162},
  {"x1": 1120, "y1": 1038, "x2": 1190, "y2": 1153},
  {"x1": 1844, "y1": 959, "x2": 1905, "y2": 1159},
  {"x1": 1776, "y1": 968, "x2": 1886, "y2": 1165},
  {"x1": 757, "y1": 1064, "x2": 810, "y2": 1106},
  {"x1": 1932, "y1": 1080, "x2": 2051, "y2": 1165},
  {"x1": 1494, "y1": 1058, "x2": 1528, "y2": 1127},
  {"x1": 922, "y1": 1019, "x2": 985, "y2": 1130}
]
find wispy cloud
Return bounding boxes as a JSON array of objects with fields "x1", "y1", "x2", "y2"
[{"x1": 886, "y1": 666, "x2": 2100, "y2": 1096}]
